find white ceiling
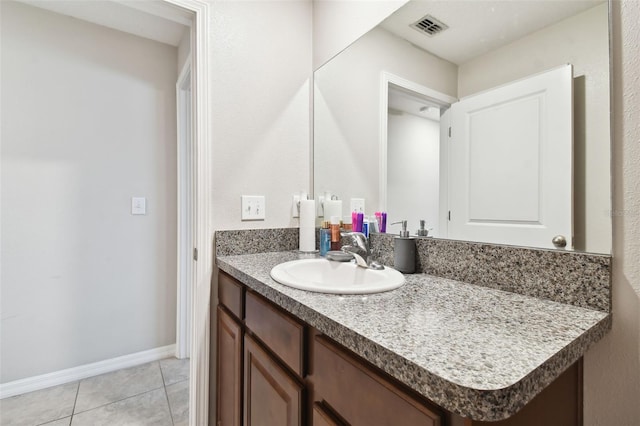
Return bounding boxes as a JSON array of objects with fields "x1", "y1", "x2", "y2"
[
  {"x1": 380, "y1": 0, "x2": 604, "y2": 65},
  {"x1": 17, "y1": 0, "x2": 191, "y2": 47}
]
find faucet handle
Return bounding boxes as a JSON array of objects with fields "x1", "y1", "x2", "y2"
[{"x1": 340, "y1": 231, "x2": 369, "y2": 248}]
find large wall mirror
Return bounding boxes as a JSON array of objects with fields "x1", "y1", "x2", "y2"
[{"x1": 314, "y1": 0, "x2": 611, "y2": 254}]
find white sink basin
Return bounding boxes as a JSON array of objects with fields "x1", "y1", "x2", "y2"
[{"x1": 270, "y1": 258, "x2": 405, "y2": 294}]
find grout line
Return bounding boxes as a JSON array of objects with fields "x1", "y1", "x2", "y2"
[
  {"x1": 69, "y1": 380, "x2": 81, "y2": 424},
  {"x1": 71, "y1": 362, "x2": 165, "y2": 416},
  {"x1": 71, "y1": 386, "x2": 166, "y2": 416},
  {"x1": 159, "y1": 361, "x2": 176, "y2": 426},
  {"x1": 32, "y1": 381, "x2": 80, "y2": 426}
]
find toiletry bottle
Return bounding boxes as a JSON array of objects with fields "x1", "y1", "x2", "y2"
[
  {"x1": 320, "y1": 221, "x2": 331, "y2": 256},
  {"x1": 342, "y1": 215, "x2": 352, "y2": 231},
  {"x1": 355, "y1": 212, "x2": 364, "y2": 232},
  {"x1": 362, "y1": 216, "x2": 369, "y2": 238},
  {"x1": 391, "y1": 220, "x2": 416, "y2": 273},
  {"x1": 368, "y1": 216, "x2": 378, "y2": 233},
  {"x1": 330, "y1": 216, "x2": 341, "y2": 251}
]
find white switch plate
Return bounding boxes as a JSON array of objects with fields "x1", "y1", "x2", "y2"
[
  {"x1": 292, "y1": 195, "x2": 300, "y2": 218},
  {"x1": 350, "y1": 198, "x2": 365, "y2": 213},
  {"x1": 131, "y1": 197, "x2": 146, "y2": 215},
  {"x1": 241, "y1": 195, "x2": 265, "y2": 221}
]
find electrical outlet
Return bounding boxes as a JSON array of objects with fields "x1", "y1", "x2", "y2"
[
  {"x1": 350, "y1": 198, "x2": 365, "y2": 213},
  {"x1": 241, "y1": 195, "x2": 265, "y2": 221}
]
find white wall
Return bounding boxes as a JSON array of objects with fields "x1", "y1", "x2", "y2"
[
  {"x1": 387, "y1": 113, "x2": 440, "y2": 235},
  {"x1": 583, "y1": 0, "x2": 640, "y2": 424},
  {"x1": 458, "y1": 4, "x2": 611, "y2": 254},
  {"x1": 210, "y1": 0, "x2": 312, "y2": 230},
  {"x1": 312, "y1": 0, "x2": 408, "y2": 69},
  {"x1": 314, "y1": 26, "x2": 457, "y2": 216},
  {"x1": 1, "y1": 1, "x2": 178, "y2": 383}
]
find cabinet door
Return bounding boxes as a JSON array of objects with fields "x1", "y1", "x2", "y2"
[
  {"x1": 244, "y1": 334, "x2": 303, "y2": 426},
  {"x1": 217, "y1": 306, "x2": 243, "y2": 426},
  {"x1": 313, "y1": 335, "x2": 442, "y2": 426}
]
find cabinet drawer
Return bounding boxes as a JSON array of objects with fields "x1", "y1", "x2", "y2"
[
  {"x1": 313, "y1": 402, "x2": 347, "y2": 426},
  {"x1": 245, "y1": 290, "x2": 304, "y2": 376},
  {"x1": 313, "y1": 335, "x2": 442, "y2": 426},
  {"x1": 219, "y1": 271, "x2": 244, "y2": 319}
]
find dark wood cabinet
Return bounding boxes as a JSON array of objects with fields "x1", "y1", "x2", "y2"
[
  {"x1": 455, "y1": 360, "x2": 582, "y2": 426},
  {"x1": 215, "y1": 271, "x2": 582, "y2": 426},
  {"x1": 216, "y1": 306, "x2": 243, "y2": 426},
  {"x1": 245, "y1": 290, "x2": 304, "y2": 376},
  {"x1": 312, "y1": 335, "x2": 443, "y2": 426},
  {"x1": 312, "y1": 402, "x2": 346, "y2": 426},
  {"x1": 243, "y1": 334, "x2": 303, "y2": 426}
]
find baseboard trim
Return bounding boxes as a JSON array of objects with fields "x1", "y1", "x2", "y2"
[{"x1": 0, "y1": 344, "x2": 176, "y2": 399}]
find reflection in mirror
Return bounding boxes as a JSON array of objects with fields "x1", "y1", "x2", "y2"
[
  {"x1": 387, "y1": 86, "x2": 443, "y2": 238},
  {"x1": 313, "y1": 0, "x2": 611, "y2": 253}
]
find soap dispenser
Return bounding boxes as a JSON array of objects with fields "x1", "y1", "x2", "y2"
[
  {"x1": 416, "y1": 220, "x2": 431, "y2": 237},
  {"x1": 391, "y1": 220, "x2": 416, "y2": 273}
]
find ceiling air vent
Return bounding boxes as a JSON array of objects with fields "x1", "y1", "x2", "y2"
[{"x1": 410, "y1": 14, "x2": 448, "y2": 37}]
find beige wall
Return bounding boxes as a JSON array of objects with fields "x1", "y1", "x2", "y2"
[
  {"x1": 1, "y1": 1, "x2": 178, "y2": 383},
  {"x1": 458, "y1": 4, "x2": 611, "y2": 254},
  {"x1": 583, "y1": 0, "x2": 640, "y2": 424},
  {"x1": 210, "y1": 0, "x2": 312, "y2": 230}
]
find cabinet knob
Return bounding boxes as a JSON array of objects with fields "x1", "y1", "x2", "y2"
[{"x1": 552, "y1": 235, "x2": 567, "y2": 248}]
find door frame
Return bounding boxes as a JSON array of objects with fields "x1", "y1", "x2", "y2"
[
  {"x1": 162, "y1": 1, "x2": 212, "y2": 425},
  {"x1": 176, "y1": 55, "x2": 193, "y2": 360},
  {"x1": 378, "y1": 72, "x2": 456, "y2": 212}
]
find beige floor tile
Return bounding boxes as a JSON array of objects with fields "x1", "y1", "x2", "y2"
[
  {"x1": 40, "y1": 416, "x2": 71, "y2": 425},
  {"x1": 159, "y1": 358, "x2": 190, "y2": 387},
  {"x1": 74, "y1": 362, "x2": 163, "y2": 413},
  {"x1": 0, "y1": 382, "x2": 78, "y2": 426},
  {"x1": 70, "y1": 388, "x2": 172, "y2": 426},
  {"x1": 166, "y1": 379, "x2": 189, "y2": 426}
]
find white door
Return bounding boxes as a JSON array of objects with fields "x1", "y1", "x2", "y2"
[{"x1": 448, "y1": 65, "x2": 573, "y2": 249}]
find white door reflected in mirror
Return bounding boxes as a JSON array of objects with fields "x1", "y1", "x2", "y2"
[
  {"x1": 448, "y1": 65, "x2": 573, "y2": 249},
  {"x1": 385, "y1": 65, "x2": 572, "y2": 250}
]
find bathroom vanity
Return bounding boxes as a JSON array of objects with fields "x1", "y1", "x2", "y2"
[{"x1": 215, "y1": 247, "x2": 610, "y2": 426}]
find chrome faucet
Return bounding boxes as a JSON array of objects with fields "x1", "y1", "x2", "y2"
[{"x1": 340, "y1": 232, "x2": 384, "y2": 270}]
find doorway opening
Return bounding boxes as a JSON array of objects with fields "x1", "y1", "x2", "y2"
[{"x1": 379, "y1": 72, "x2": 455, "y2": 237}]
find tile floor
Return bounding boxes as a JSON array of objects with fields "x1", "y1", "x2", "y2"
[{"x1": 0, "y1": 358, "x2": 189, "y2": 426}]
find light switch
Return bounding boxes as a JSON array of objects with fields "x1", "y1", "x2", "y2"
[
  {"x1": 241, "y1": 195, "x2": 265, "y2": 221},
  {"x1": 132, "y1": 197, "x2": 146, "y2": 215}
]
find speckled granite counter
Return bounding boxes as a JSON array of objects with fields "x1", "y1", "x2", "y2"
[{"x1": 216, "y1": 251, "x2": 611, "y2": 421}]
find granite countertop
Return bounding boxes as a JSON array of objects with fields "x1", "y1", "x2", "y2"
[{"x1": 216, "y1": 251, "x2": 610, "y2": 421}]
